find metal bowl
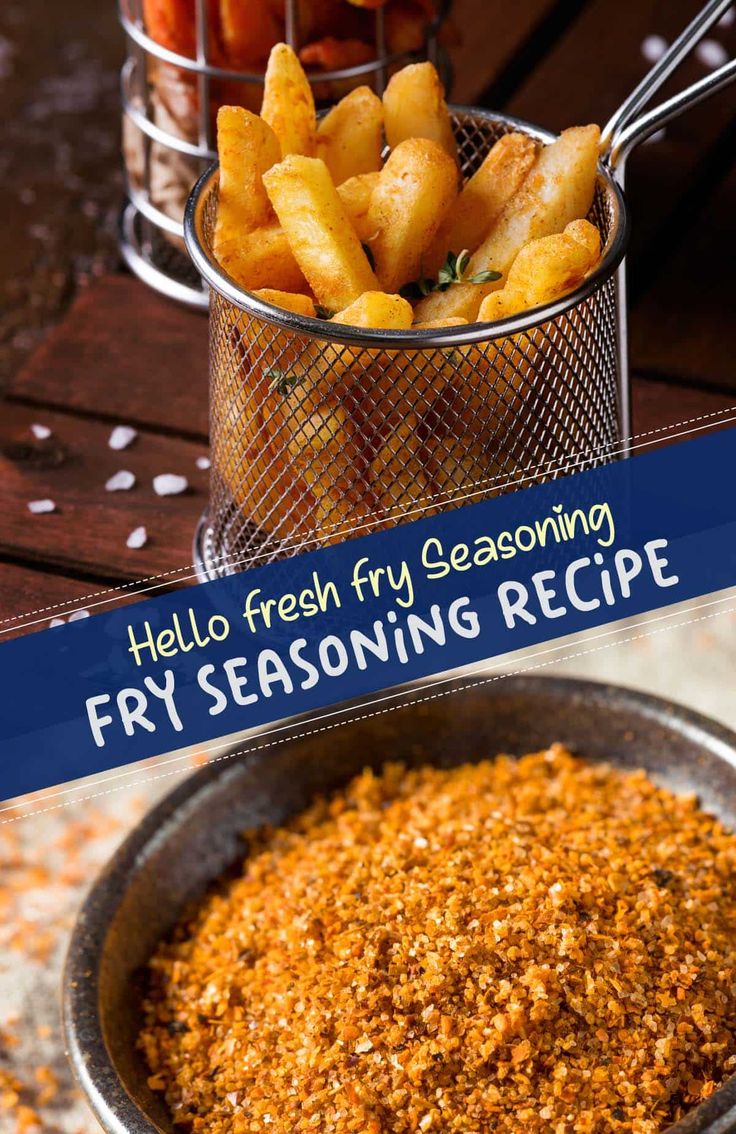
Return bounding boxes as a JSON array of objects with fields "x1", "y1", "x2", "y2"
[{"x1": 63, "y1": 675, "x2": 736, "y2": 1134}]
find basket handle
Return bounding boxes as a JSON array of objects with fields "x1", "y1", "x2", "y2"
[{"x1": 600, "y1": 0, "x2": 736, "y2": 181}]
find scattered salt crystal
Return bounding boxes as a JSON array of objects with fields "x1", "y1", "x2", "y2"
[
  {"x1": 413, "y1": 836, "x2": 429, "y2": 849},
  {"x1": 643, "y1": 128, "x2": 667, "y2": 145},
  {"x1": 696, "y1": 39, "x2": 729, "y2": 68},
  {"x1": 105, "y1": 469, "x2": 136, "y2": 492},
  {"x1": 49, "y1": 617, "x2": 65, "y2": 628},
  {"x1": 68, "y1": 609, "x2": 90, "y2": 621},
  {"x1": 127, "y1": 526, "x2": 148, "y2": 549},
  {"x1": 719, "y1": 6, "x2": 734, "y2": 27},
  {"x1": 641, "y1": 34, "x2": 668, "y2": 63},
  {"x1": 30, "y1": 423, "x2": 51, "y2": 440},
  {"x1": 27, "y1": 499, "x2": 56, "y2": 514},
  {"x1": 196, "y1": 455, "x2": 211, "y2": 470},
  {"x1": 355, "y1": 1037, "x2": 373, "y2": 1053},
  {"x1": 153, "y1": 473, "x2": 188, "y2": 496},
  {"x1": 108, "y1": 425, "x2": 138, "y2": 451}
]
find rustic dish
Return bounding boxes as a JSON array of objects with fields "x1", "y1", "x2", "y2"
[{"x1": 63, "y1": 674, "x2": 736, "y2": 1133}]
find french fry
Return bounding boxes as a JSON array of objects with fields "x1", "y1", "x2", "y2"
[
  {"x1": 367, "y1": 138, "x2": 458, "y2": 293},
  {"x1": 424, "y1": 133, "x2": 538, "y2": 274},
  {"x1": 337, "y1": 172, "x2": 380, "y2": 242},
  {"x1": 264, "y1": 155, "x2": 379, "y2": 310},
  {"x1": 370, "y1": 415, "x2": 435, "y2": 519},
  {"x1": 285, "y1": 401, "x2": 376, "y2": 534},
  {"x1": 425, "y1": 435, "x2": 499, "y2": 505},
  {"x1": 478, "y1": 219, "x2": 601, "y2": 321},
  {"x1": 331, "y1": 291, "x2": 413, "y2": 329},
  {"x1": 219, "y1": 0, "x2": 280, "y2": 67},
  {"x1": 261, "y1": 43, "x2": 317, "y2": 157},
  {"x1": 216, "y1": 224, "x2": 307, "y2": 292},
  {"x1": 300, "y1": 38, "x2": 375, "y2": 72},
  {"x1": 316, "y1": 86, "x2": 384, "y2": 185},
  {"x1": 414, "y1": 125, "x2": 601, "y2": 322},
  {"x1": 214, "y1": 107, "x2": 281, "y2": 257},
  {"x1": 253, "y1": 289, "x2": 317, "y2": 318},
  {"x1": 383, "y1": 62, "x2": 457, "y2": 161}
]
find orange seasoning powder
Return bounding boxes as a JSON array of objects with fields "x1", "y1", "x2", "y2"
[{"x1": 139, "y1": 745, "x2": 736, "y2": 1133}]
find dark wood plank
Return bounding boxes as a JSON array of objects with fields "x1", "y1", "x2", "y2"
[
  {"x1": 631, "y1": 167, "x2": 736, "y2": 391},
  {"x1": 450, "y1": 0, "x2": 567, "y2": 103},
  {"x1": 503, "y1": 3, "x2": 735, "y2": 250},
  {"x1": 9, "y1": 276, "x2": 209, "y2": 439},
  {"x1": 0, "y1": 403, "x2": 209, "y2": 580},
  {"x1": 0, "y1": 563, "x2": 136, "y2": 638},
  {"x1": 632, "y1": 374, "x2": 735, "y2": 447}
]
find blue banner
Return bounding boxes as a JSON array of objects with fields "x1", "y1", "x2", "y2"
[{"x1": 1, "y1": 427, "x2": 736, "y2": 801}]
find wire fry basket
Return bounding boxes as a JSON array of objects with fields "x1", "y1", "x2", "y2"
[
  {"x1": 185, "y1": 0, "x2": 736, "y2": 581},
  {"x1": 119, "y1": 0, "x2": 452, "y2": 308}
]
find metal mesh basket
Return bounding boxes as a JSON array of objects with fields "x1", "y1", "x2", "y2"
[
  {"x1": 185, "y1": 0, "x2": 736, "y2": 580},
  {"x1": 119, "y1": 0, "x2": 452, "y2": 308},
  {"x1": 186, "y1": 107, "x2": 628, "y2": 578}
]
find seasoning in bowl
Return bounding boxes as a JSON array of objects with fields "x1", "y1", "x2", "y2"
[{"x1": 139, "y1": 745, "x2": 736, "y2": 1133}]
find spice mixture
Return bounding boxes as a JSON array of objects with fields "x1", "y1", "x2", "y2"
[{"x1": 140, "y1": 745, "x2": 736, "y2": 1133}]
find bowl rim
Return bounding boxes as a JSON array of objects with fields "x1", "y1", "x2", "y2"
[
  {"x1": 183, "y1": 105, "x2": 630, "y2": 349},
  {"x1": 63, "y1": 673, "x2": 736, "y2": 1134}
]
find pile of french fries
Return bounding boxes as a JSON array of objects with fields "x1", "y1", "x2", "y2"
[
  {"x1": 143, "y1": 0, "x2": 440, "y2": 90},
  {"x1": 211, "y1": 46, "x2": 604, "y2": 543},
  {"x1": 215, "y1": 47, "x2": 602, "y2": 328}
]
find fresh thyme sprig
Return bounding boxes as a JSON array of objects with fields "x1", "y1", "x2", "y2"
[
  {"x1": 400, "y1": 249, "x2": 501, "y2": 301},
  {"x1": 266, "y1": 366, "x2": 299, "y2": 396}
]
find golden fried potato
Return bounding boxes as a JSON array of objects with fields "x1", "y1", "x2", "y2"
[
  {"x1": 219, "y1": 0, "x2": 280, "y2": 67},
  {"x1": 214, "y1": 107, "x2": 281, "y2": 257},
  {"x1": 332, "y1": 291, "x2": 413, "y2": 329},
  {"x1": 383, "y1": 62, "x2": 457, "y2": 161},
  {"x1": 253, "y1": 289, "x2": 317, "y2": 318},
  {"x1": 216, "y1": 224, "x2": 307, "y2": 292},
  {"x1": 367, "y1": 138, "x2": 458, "y2": 293},
  {"x1": 264, "y1": 155, "x2": 378, "y2": 310},
  {"x1": 286, "y1": 400, "x2": 375, "y2": 533},
  {"x1": 413, "y1": 317, "x2": 469, "y2": 329},
  {"x1": 261, "y1": 43, "x2": 317, "y2": 158},
  {"x1": 317, "y1": 86, "x2": 384, "y2": 185},
  {"x1": 370, "y1": 415, "x2": 435, "y2": 519},
  {"x1": 414, "y1": 124, "x2": 601, "y2": 323},
  {"x1": 478, "y1": 219, "x2": 601, "y2": 321},
  {"x1": 337, "y1": 172, "x2": 380, "y2": 242},
  {"x1": 425, "y1": 435, "x2": 498, "y2": 506},
  {"x1": 424, "y1": 132, "x2": 538, "y2": 274}
]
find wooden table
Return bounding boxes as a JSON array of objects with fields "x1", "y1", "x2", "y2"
[{"x1": 1, "y1": 0, "x2": 734, "y2": 637}]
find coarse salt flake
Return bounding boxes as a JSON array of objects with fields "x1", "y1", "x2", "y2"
[
  {"x1": 106, "y1": 469, "x2": 136, "y2": 492},
  {"x1": 153, "y1": 473, "x2": 188, "y2": 496},
  {"x1": 696, "y1": 39, "x2": 729, "y2": 68},
  {"x1": 196, "y1": 455, "x2": 211, "y2": 470},
  {"x1": 30, "y1": 423, "x2": 51, "y2": 440},
  {"x1": 109, "y1": 425, "x2": 138, "y2": 451},
  {"x1": 127, "y1": 526, "x2": 148, "y2": 550},
  {"x1": 641, "y1": 34, "x2": 668, "y2": 62},
  {"x1": 27, "y1": 499, "x2": 56, "y2": 514}
]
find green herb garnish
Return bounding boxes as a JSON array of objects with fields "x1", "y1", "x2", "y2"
[
  {"x1": 401, "y1": 249, "x2": 501, "y2": 301},
  {"x1": 266, "y1": 366, "x2": 299, "y2": 396}
]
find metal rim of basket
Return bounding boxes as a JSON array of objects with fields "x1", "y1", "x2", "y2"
[{"x1": 184, "y1": 105, "x2": 630, "y2": 350}]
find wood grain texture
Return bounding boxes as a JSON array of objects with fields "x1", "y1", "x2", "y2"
[
  {"x1": 0, "y1": 563, "x2": 136, "y2": 638},
  {"x1": 450, "y1": 0, "x2": 563, "y2": 103},
  {"x1": 9, "y1": 276, "x2": 209, "y2": 439},
  {"x1": 631, "y1": 168, "x2": 736, "y2": 390},
  {"x1": 0, "y1": 403, "x2": 209, "y2": 580}
]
